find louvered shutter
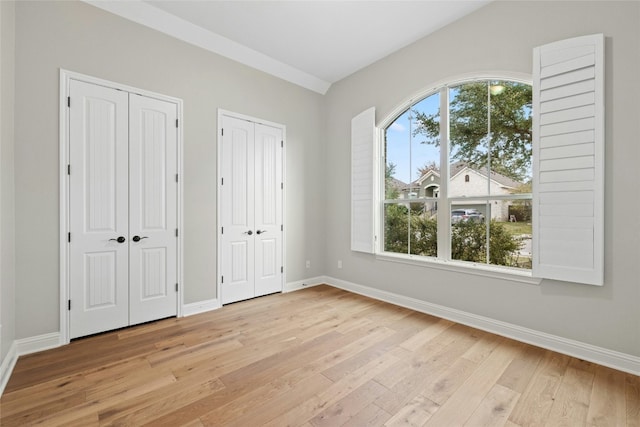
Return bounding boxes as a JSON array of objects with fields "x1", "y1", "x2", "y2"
[
  {"x1": 351, "y1": 107, "x2": 376, "y2": 253},
  {"x1": 532, "y1": 34, "x2": 605, "y2": 285}
]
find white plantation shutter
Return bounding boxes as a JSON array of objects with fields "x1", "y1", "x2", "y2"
[
  {"x1": 351, "y1": 107, "x2": 376, "y2": 253},
  {"x1": 532, "y1": 34, "x2": 604, "y2": 285}
]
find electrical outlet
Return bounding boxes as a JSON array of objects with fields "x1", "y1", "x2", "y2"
[
  {"x1": 338, "y1": 260, "x2": 342, "y2": 269},
  {"x1": 306, "y1": 260, "x2": 311, "y2": 268}
]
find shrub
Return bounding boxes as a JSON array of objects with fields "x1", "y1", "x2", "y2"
[{"x1": 451, "y1": 220, "x2": 520, "y2": 266}]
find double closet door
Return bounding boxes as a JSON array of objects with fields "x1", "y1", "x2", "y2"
[
  {"x1": 220, "y1": 114, "x2": 284, "y2": 304},
  {"x1": 68, "y1": 80, "x2": 178, "y2": 339}
]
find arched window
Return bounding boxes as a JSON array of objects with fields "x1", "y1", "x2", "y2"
[{"x1": 383, "y1": 79, "x2": 533, "y2": 269}]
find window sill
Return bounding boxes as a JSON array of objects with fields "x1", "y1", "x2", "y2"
[{"x1": 376, "y1": 252, "x2": 542, "y2": 286}]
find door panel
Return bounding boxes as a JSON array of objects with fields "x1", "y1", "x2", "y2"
[
  {"x1": 254, "y1": 124, "x2": 283, "y2": 297},
  {"x1": 128, "y1": 94, "x2": 178, "y2": 325},
  {"x1": 221, "y1": 116, "x2": 255, "y2": 304},
  {"x1": 69, "y1": 80, "x2": 129, "y2": 339}
]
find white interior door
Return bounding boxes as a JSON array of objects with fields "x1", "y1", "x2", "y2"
[
  {"x1": 69, "y1": 80, "x2": 178, "y2": 339},
  {"x1": 221, "y1": 116, "x2": 255, "y2": 304},
  {"x1": 128, "y1": 94, "x2": 178, "y2": 325},
  {"x1": 220, "y1": 115, "x2": 283, "y2": 304},
  {"x1": 69, "y1": 80, "x2": 129, "y2": 339},
  {"x1": 254, "y1": 123, "x2": 283, "y2": 297}
]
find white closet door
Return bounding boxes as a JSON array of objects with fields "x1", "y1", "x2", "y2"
[
  {"x1": 69, "y1": 80, "x2": 129, "y2": 339},
  {"x1": 220, "y1": 116, "x2": 256, "y2": 304},
  {"x1": 128, "y1": 94, "x2": 178, "y2": 324},
  {"x1": 254, "y1": 123, "x2": 283, "y2": 297}
]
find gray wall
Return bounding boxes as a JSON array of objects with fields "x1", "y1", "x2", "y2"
[
  {"x1": 323, "y1": 1, "x2": 640, "y2": 356},
  {"x1": 1, "y1": 0, "x2": 16, "y2": 361},
  {"x1": 13, "y1": 1, "x2": 326, "y2": 339}
]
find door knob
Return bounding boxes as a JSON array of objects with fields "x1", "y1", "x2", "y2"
[
  {"x1": 256, "y1": 230, "x2": 267, "y2": 235},
  {"x1": 132, "y1": 236, "x2": 149, "y2": 242},
  {"x1": 244, "y1": 230, "x2": 253, "y2": 235},
  {"x1": 109, "y1": 236, "x2": 126, "y2": 243}
]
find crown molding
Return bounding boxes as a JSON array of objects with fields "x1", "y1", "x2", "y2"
[{"x1": 83, "y1": 1, "x2": 332, "y2": 94}]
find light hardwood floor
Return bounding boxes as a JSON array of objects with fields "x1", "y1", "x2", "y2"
[{"x1": 1, "y1": 285, "x2": 638, "y2": 426}]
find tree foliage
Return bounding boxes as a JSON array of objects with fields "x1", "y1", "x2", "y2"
[
  {"x1": 412, "y1": 81, "x2": 532, "y2": 182},
  {"x1": 417, "y1": 161, "x2": 438, "y2": 179},
  {"x1": 384, "y1": 212, "x2": 522, "y2": 267},
  {"x1": 385, "y1": 162, "x2": 400, "y2": 199},
  {"x1": 451, "y1": 220, "x2": 520, "y2": 266}
]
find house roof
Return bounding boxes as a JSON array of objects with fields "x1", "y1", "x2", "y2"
[
  {"x1": 387, "y1": 177, "x2": 407, "y2": 190},
  {"x1": 405, "y1": 161, "x2": 522, "y2": 190}
]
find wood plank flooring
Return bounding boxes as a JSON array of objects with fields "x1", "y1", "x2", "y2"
[{"x1": 1, "y1": 285, "x2": 638, "y2": 426}]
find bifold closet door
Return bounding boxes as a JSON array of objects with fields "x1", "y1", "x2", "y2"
[
  {"x1": 68, "y1": 80, "x2": 178, "y2": 339},
  {"x1": 220, "y1": 115, "x2": 283, "y2": 305}
]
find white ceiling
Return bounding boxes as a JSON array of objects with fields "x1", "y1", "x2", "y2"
[{"x1": 88, "y1": 1, "x2": 491, "y2": 94}]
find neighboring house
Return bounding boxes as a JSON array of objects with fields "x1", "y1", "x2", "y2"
[{"x1": 396, "y1": 162, "x2": 524, "y2": 221}]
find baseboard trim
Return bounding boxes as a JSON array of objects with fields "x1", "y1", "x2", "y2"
[
  {"x1": 16, "y1": 332, "x2": 61, "y2": 356},
  {"x1": 284, "y1": 276, "x2": 326, "y2": 293},
  {"x1": 182, "y1": 298, "x2": 221, "y2": 317},
  {"x1": 325, "y1": 276, "x2": 640, "y2": 376},
  {"x1": 1, "y1": 332, "x2": 61, "y2": 397},
  {"x1": 0, "y1": 341, "x2": 18, "y2": 396}
]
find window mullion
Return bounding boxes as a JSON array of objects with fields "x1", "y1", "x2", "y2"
[
  {"x1": 437, "y1": 87, "x2": 450, "y2": 261},
  {"x1": 486, "y1": 82, "x2": 491, "y2": 265}
]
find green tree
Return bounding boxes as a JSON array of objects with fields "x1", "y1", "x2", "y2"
[
  {"x1": 509, "y1": 182, "x2": 533, "y2": 221},
  {"x1": 385, "y1": 162, "x2": 400, "y2": 199},
  {"x1": 451, "y1": 220, "x2": 520, "y2": 266},
  {"x1": 384, "y1": 203, "x2": 408, "y2": 253},
  {"x1": 410, "y1": 215, "x2": 437, "y2": 257},
  {"x1": 417, "y1": 160, "x2": 438, "y2": 179},
  {"x1": 413, "y1": 81, "x2": 532, "y2": 182}
]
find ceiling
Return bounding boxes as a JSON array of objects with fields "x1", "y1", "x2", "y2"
[{"x1": 87, "y1": 1, "x2": 491, "y2": 94}]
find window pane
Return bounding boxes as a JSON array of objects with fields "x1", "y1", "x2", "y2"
[
  {"x1": 409, "y1": 202, "x2": 437, "y2": 257},
  {"x1": 448, "y1": 81, "x2": 532, "y2": 197},
  {"x1": 450, "y1": 203, "x2": 488, "y2": 263},
  {"x1": 489, "y1": 199, "x2": 532, "y2": 269},
  {"x1": 410, "y1": 93, "x2": 441, "y2": 199},
  {"x1": 450, "y1": 199, "x2": 532, "y2": 269},
  {"x1": 384, "y1": 203, "x2": 409, "y2": 254},
  {"x1": 385, "y1": 92, "x2": 441, "y2": 201},
  {"x1": 384, "y1": 110, "x2": 411, "y2": 199},
  {"x1": 449, "y1": 82, "x2": 489, "y2": 197},
  {"x1": 487, "y1": 81, "x2": 533, "y2": 187}
]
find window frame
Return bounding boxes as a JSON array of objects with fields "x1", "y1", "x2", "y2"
[{"x1": 376, "y1": 73, "x2": 538, "y2": 282}]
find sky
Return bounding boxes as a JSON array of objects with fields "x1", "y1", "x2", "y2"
[{"x1": 385, "y1": 92, "x2": 441, "y2": 185}]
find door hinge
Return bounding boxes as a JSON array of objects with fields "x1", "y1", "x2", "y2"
[
  {"x1": 281, "y1": 140, "x2": 283, "y2": 148},
  {"x1": 281, "y1": 183, "x2": 283, "y2": 190},
  {"x1": 68, "y1": 232, "x2": 71, "y2": 243},
  {"x1": 221, "y1": 227, "x2": 224, "y2": 234},
  {"x1": 68, "y1": 300, "x2": 71, "y2": 310},
  {"x1": 281, "y1": 224, "x2": 283, "y2": 231},
  {"x1": 221, "y1": 276, "x2": 224, "y2": 284},
  {"x1": 175, "y1": 229, "x2": 178, "y2": 237},
  {"x1": 175, "y1": 174, "x2": 179, "y2": 183},
  {"x1": 281, "y1": 266, "x2": 283, "y2": 273},
  {"x1": 221, "y1": 128, "x2": 224, "y2": 136},
  {"x1": 67, "y1": 164, "x2": 71, "y2": 175},
  {"x1": 176, "y1": 118, "x2": 179, "y2": 128},
  {"x1": 221, "y1": 177, "x2": 224, "y2": 185},
  {"x1": 175, "y1": 283, "x2": 179, "y2": 292},
  {"x1": 67, "y1": 97, "x2": 70, "y2": 108}
]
